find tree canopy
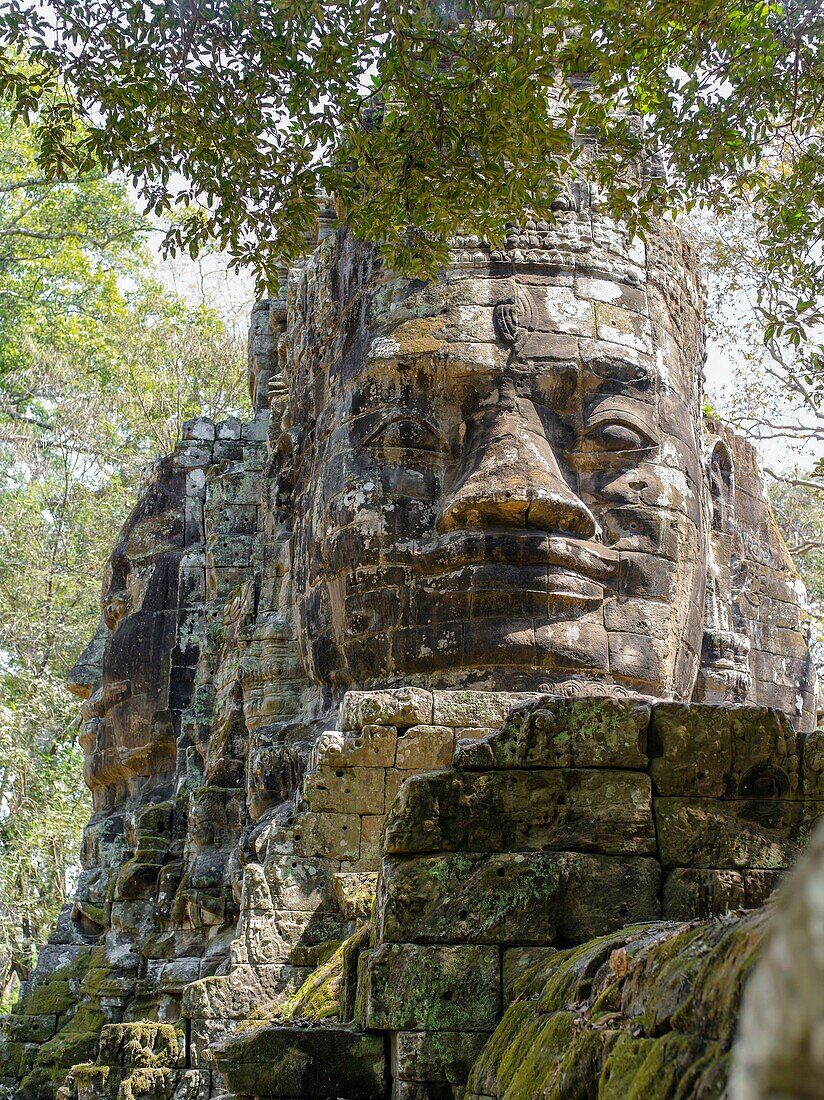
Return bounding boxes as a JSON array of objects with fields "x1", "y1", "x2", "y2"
[{"x1": 0, "y1": 2, "x2": 819, "y2": 288}]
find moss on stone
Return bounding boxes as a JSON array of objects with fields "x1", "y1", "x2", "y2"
[
  {"x1": 117, "y1": 1067, "x2": 174, "y2": 1100},
  {"x1": 465, "y1": 1001, "x2": 546, "y2": 1097},
  {"x1": 339, "y1": 923, "x2": 371, "y2": 1024},
  {"x1": 68, "y1": 1062, "x2": 107, "y2": 1082},
  {"x1": 465, "y1": 912, "x2": 765, "y2": 1100},
  {"x1": 599, "y1": 1034, "x2": 659, "y2": 1098},
  {"x1": 280, "y1": 941, "x2": 346, "y2": 1022},
  {"x1": 99, "y1": 1022, "x2": 184, "y2": 1069},
  {"x1": 288, "y1": 939, "x2": 343, "y2": 969},
  {"x1": 669, "y1": 910, "x2": 769, "y2": 1043},
  {"x1": 608, "y1": 1032, "x2": 708, "y2": 1099},
  {"x1": 15, "y1": 955, "x2": 113, "y2": 1099},
  {"x1": 499, "y1": 1010, "x2": 578, "y2": 1097}
]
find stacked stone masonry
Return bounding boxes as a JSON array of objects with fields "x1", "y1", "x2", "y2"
[{"x1": 2, "y1": 192, "x2": 821, "y2": 1100}]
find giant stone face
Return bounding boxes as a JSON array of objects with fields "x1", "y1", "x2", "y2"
[
  {"x1": 287, "y1": 222, "x2": 707, "y2": 698},
  {"x1": 68, "y1": 457, "x2": 187, "y2": 806}
]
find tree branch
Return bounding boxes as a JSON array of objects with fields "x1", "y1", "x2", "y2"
[{"x1": 764, "y1": 468, "x2": 824, "y2": 493}]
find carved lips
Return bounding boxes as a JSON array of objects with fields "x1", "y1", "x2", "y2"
[{"x1": 415, "y1": 531, "x2": 618, "y2": 606}]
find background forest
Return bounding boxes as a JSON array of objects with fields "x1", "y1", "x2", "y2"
[
  {"x1": 0, "y1": 101, "x2": 249, "y2": 1006},
  {"x1": 0, "y1": 0, "x2": 821, "y2": 1018}
]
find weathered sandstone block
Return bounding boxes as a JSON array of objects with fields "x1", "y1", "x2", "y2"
[
  {"x1": 455, "y1": 696, "x2": 650, "y2": 770},
  {"x1": 384, "y1": 769, "x2": 656, "y2": 856},
  {"x1": 356, "y1": 944, "x2": 500, "y2": 1031},
  {"x1": 377, "y1": 852, "x2": 661, "y2": 945},
  {"x1": 654, "y1": 797, "x2": 818, "y2": 869},
  {"x1": 212, "y1": 1025, "x2": 386, "y2": 1099},
  {"x1": 649, "y1": 703, "x2": 800, "y2": 798}
]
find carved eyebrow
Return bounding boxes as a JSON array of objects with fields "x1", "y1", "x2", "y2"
[
  {"x1": 584, "y1": 405, "x2": 658, "y2": 437},
  {"x1": 585, "y1": 357, "x2": 654, "y2": 388},
  {"x1": 363, "y1": 414, "x2": 449, "y2": 451}
]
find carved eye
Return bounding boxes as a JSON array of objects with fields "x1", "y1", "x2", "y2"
[
  {"x1": 581, "y1": 413, "x2": 657, "y2": 453},
  {"x1": 365, "y1": 416, "x2": 448, "y2": 454},
  {"x1": 104, "y1": 596, "x2": 129, "y2": 631}
]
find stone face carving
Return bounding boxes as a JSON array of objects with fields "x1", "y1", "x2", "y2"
[
  {"x1": 284, "y1": 225, "x2": 814, "y2": 726},
  {"x1": 2, "y1": 203, "x2": 820, "y2": 1100},
  {"x1": 68, "y1": 457, "x2": 190, "y2": 810},
  {"x1": 287, "y1": 227, "x2": 706, "y2": 697}
]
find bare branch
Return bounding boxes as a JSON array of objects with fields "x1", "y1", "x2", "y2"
[
  {"x1": 0, "y1": 173, "x2": 104, "y2": 193},
  {"x1": 0, "y1": 227, "x2": 140, "y2": 248},
  {"x1": 764, "y1": 468, "x2": 824, "y2": 493}
]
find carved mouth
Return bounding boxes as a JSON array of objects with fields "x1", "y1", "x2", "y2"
[
  {"x1": 414, "y1": 531, "x2": 618, "y2": 586},
  {"x1": 83, "y1": 679, "x2": 131, "y2": 720}
]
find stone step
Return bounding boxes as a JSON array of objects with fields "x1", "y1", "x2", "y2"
[{"x1": 212, "y1": 1023, "x2": 386, "y2": 1099}]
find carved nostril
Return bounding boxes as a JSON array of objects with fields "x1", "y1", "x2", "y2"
[{"x1": 526, "y1": 494, "x2": 596, "y2": 539}]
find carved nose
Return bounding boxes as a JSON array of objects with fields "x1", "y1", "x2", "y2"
[
  {"x1": 439, "y1": 396, "x2": 596, "y2": 538},
  {"x1": 66, "y1": 621, "x2": 110, "y2": 699}
]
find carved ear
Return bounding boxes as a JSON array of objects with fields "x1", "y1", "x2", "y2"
[
  {"x1": 273, "y1": 425, "x2": 302, "y2": 515},
  {"x1": 492, "y1": 285, "x2": 536, "y2": 353},
  {"x1": 707, "y1": 440, "x2": 735, "y2": 534}
]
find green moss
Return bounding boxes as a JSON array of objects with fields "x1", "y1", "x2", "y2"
[
  {"x1": 500, "y1": 1011, "x2": 577, "y2": 1097},
  {"x1": 30, "y1": 1028, "x2": 103, "y2": 1071},
  {"x1": 465, "y1": 1001, "x2": 545, "y2": 1097},
  {"x1": 600, "y1": 1032, "x2": 707, "y2": 1099},
  {"x1": 670, "y1": 1039, "x2": 729, "y2": 1099},
  {"x1": 537, "y1": 926, "x2": 652, "y2": 1011},
  {"x1": 118, "y1": 1067, "x2": 173, "y2": 1100},
  {"x1": 289, "y1": 939, "x2": 343, "y2": 968},
  {"x1": 98, "y1": 1023, "x2": 184, "y2": 1069},
  {"x1": 70, "y1": 1063, "x2": 109, "y2": 1084},
  {"x1": 427, "y1": 853, "x2": 475, "y2": 886},
  {"x1": 599, "y1": 1034, "x2": 658, "y2": 1098},
  {"x1": 232, "y1": 927, "x2": 370, "y2": 1036},
  {"x1": 16, "y1": 955, "x2": 114, "y2": 1099},
  {"x1": 589, "y1": 978, "x2": 622, "y2": 1016},
  {"x1": 339, "y1": 923, "x2": 371, "y2": 1024},
  {"x1": 634, "y1": 924, "x2": 712, "y2": 1036},
  {"x1": 280, "y1": 942, "x2": 346, "y2": 1023},
  {"x1": 554, "y1": 1027, "x2": 622, "y2": 1098},
  {"x1": 509, "y1": 947, "x2": 572, "y2": 1002},
  {"x1": 466, "y1": 914, "x2": 763, "y2": 1100},
  {"x1": 19, "y1": 952, "x2": 93, "y2": 1016},
  {"x1": 670, "y1": 913, "x2": 768, "y2": 1042}
]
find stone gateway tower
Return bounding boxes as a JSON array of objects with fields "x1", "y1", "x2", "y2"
[{"x1": 1, "y1": 192, "x2": 821, "y2": 1100}]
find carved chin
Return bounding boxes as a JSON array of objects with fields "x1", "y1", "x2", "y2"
[{"x1": 386, "y1": 616, "x2": 610, "y2": 679}]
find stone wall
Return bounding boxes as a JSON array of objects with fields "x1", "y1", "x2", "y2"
[{"x1": 205, "y1": 694, "x2": 822, "y2": 1099}]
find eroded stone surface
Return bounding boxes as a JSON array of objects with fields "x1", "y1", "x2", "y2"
[
  {"x1": 383, "y1": 768, "x2": 657, "y2": 855},
  {"x1": 212, "y1": 1024, "x2": 386, "y2": 1099},
  {"x1": 377, "y1": 851, "x2": 661, "y2": 944},
  {"x1": 356, "y1": 943, "x2": 501, "y2": 1031}
]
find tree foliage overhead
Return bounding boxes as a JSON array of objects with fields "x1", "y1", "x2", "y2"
[{"x1": 0, "y1": 1, "x2": 819, "y2": 295}]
